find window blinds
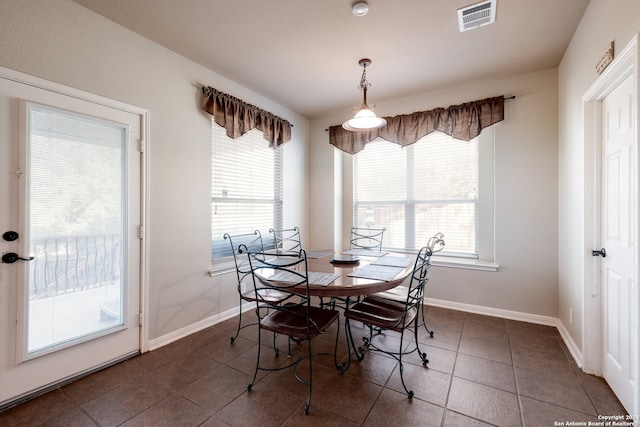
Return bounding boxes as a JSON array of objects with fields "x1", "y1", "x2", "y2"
[
  {"x1": 211, "y1": 125, "x2": 282, "y2": 259},
  {"x1": 353, "y1": 132, "x2": 478, "y2": 256}
]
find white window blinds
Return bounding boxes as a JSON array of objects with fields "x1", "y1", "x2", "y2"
[
  {"x1": 353, "y1": 132, "x2": 479, "y2": 257},
  {"x1": 211, "y1": 125, "x2": 282, "y2": 259}
]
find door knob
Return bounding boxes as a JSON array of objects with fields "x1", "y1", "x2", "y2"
[
  {"x1": 592, "y1": 248, "x2": 607, "y2": 258},
  {"x1": 1, "y1": 252, "x2": 34, "y2": 263}
]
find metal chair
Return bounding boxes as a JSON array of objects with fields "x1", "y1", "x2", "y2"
[
  {"x1": 243, "y1": 247, "x2": 341, "y2": 415},
  {"x1": 224, "y1": 231, "x2": 290, "y2": 344},
  {"x1": 344, "y1": 234, "x2": 443, "y2": 398},
  {"x1": 367, "y1": 233, "x2": 445, "y2": 338},
  {"x1": 350, "y1": 226, "x2": 386, "y2": 252},
  {"x1": 268, "y1": 226, "x2": 302, "y2": 255}
]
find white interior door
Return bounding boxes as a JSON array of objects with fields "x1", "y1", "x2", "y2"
[
  {"x1": 0, "y1": 71, "x2": 144, "y2": 406},
  {"x1": 600, "y1": 73, "x2": 637, "y2": 413}
]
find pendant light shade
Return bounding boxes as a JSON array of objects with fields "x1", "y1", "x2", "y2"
[
  {"x1": 342, "y1": 58, "x2": 387, "y2": 131},
  {"x1": 342, "y1": 108, "x2": 387, "y2": 131}
]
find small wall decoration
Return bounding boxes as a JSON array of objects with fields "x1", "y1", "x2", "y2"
[{"x1": 596, "y1": 41, "x2": 614, "y2": 74}]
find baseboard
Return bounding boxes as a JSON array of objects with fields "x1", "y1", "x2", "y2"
[
  {"x1": 147, "y1": 302, "x2": 252, "y2": 351},
  {"x1": 147, "y1": 297, "x2": 585, "y2": 371},
  {"x1": 424, "y1": 297, "x2": 558, "y2": 326},
  {"x1": 555, "y1": 320, "x2": 583, "y2": 368},
  {"x1": 424, "y1": 297, "x2": 583, "y2": 368}
]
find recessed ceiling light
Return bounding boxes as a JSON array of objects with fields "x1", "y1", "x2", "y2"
[{"x1": 352, "y1": 1, "x2": 369, "y2": 17}]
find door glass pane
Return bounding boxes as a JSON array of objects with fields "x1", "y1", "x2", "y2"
[{"x1": 27, "y1": 104, "x2": 125, "y2": 355}]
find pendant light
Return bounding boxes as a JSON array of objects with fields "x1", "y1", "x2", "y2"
[{"x1": 342, "y1": 58, "x2": 387, "y2": 131}]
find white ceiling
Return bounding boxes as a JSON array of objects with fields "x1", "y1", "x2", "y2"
[{"x1": 72, "y1": 0, "x2": 590, "y2": 119}]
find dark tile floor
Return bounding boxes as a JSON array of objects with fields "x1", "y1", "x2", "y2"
[{"x1": 0, "y1": 305, "x2": 627, "y2": 426}]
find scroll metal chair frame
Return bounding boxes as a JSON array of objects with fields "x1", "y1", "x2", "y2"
[
  {"x1": 367, "y1": 233, "x2": 445, "y2": 338},
  {"x1": 268, "y1": 226, "x2": 302, "y2": 255},
  {"x1": 243, "y1": 246, "x2": 341, "y2": 415},
  {"x1": 344, "y1": 235, "x2": 442, "y2": 398},
  {"x1": 325, "y1": 226, "x2": 388, "y2": 311},
  {"x1": 350, "y1": 226, "x2": 387, "y2": 252},
  {"x1": 224, "y1": 231, "x2": 290, "y2": 346}
]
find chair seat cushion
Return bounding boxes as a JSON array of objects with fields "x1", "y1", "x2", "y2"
[
  {"x1": 241, "y1": 287, "x2": 290, "y2": 303},
  {"x1": 345, "y1": 296, "x2": 417, "y2": 332},
  {"x1": 368, "y1": 286, "x2": 409, "y2": 303},
  {"x1": 261, "y1": 304, "x2": 339, "y2": 340}
]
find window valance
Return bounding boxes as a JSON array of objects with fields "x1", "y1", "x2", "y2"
[
  {"x1": 202, "y1": 86, "x2": 292, "y2": 147},
  {"x1": 329, "y1": 96, "x2": 505, "y2": 154}
]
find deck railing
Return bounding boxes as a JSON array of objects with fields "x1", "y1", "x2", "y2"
[{"x1": 29, "y1": 234, "x2": 120, "y2": 299}]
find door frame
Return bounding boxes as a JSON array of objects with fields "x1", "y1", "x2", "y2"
[
  {"x1": 0, "y1": 66, "x2": 150, "y2": 399},
  {"x1": 582, "y1": 34, "x2": 639, "y2": 415}
]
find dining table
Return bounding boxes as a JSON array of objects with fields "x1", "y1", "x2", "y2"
[
  {"x1": 255, "y1": 248, "x2": 416, "y2": 299},
  {"x1": 252, "y1": 248, "x2": 418, "y2": 374}
]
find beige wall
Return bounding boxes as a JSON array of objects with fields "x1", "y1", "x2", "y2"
[
  {"x1": 558, "y1": 0, "x2": 640, "y2": 353},
  {"x1": 0, "y1": 0, "x2": 309, "y2": 342},
  {"x1": 309, "y1": 68, "x2": 560, "y2": 318}
]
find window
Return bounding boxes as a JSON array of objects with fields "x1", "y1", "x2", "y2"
[
  {"x1": 353, "y1": 131, "x2": 480, "y2": 257},
  {"x1": 211, "y1": 124, "x2": 282, "y2": 260}
]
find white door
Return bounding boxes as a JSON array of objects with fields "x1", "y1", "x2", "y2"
[
  {"x1": 0, "y1": 71, "x2": 143, "y2": 406},
  {"x1": 600, "y1": 73, "x2": 637, "y2": 413}
]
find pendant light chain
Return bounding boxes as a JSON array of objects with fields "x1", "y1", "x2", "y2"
[
  {"x1": 342, "y1": 58, "x2": 386, "y2": 131},
  {"x1": 359, "y1": 64, "x2": 371, "y2": 109}
]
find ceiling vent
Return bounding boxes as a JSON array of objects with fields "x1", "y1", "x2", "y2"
[{"x1": 457, "y1": 0, "x2": 496, "y2": 32}]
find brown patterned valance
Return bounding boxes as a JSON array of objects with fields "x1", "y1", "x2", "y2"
[
  {"x1": 329, "y1": 96, "x2": 505, "y2": 154},
  {"x1": 202, "y1": 86, "x2": 292, "y2": 147}
]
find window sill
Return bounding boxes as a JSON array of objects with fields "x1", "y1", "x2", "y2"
[
  {"x1": 208, "y1": 259, "x2": 236, "y2": 277},
  {"x1": 432, "y1": 256, "x2": 499, "y2": 272}
]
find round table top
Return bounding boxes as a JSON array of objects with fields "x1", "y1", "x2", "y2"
[{"x1": 255, "y1": 250, "x2": 415, "y2": 298}]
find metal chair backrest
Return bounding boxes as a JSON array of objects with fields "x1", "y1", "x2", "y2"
[
  {"x1": 244, "y1": 247, "x2": 309, "y2": 302},
  {"x1": 269, "y1": 226, "x2": 302, "y2": 255},
  {"x1": 350, "y1": 226, "x2": 386, "y2": 252},
  {"x1": 224, "y1": 230, "x2": 265, "y2": 283},
  {"x1": 406, "y1": 232, "x2": 445, "y2": 307},
  {"x1": 243, "y1": 247, "x2": 323, "y2": 338}
]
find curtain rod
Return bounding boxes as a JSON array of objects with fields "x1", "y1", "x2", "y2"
[{"x1": 201, "y1": 87, "x2": 516, "y2": 101}]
